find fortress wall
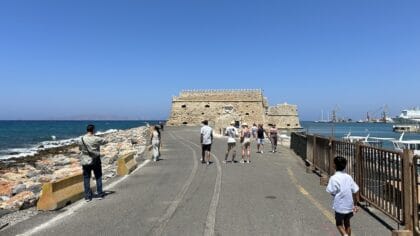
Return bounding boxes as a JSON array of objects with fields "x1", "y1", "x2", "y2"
[
  {"x1": 174, "y1": 90, "x2": 263, "y2": 102},
  {"x1": 267, "y1": 115, "x2": 301, "y2": 129},
  {"x1": 268, "y1": 104, "x2": 299, "y2": 116},
  {"x1": 167, "y1": 89, "x2": 302, "y2": 131},
  {"x1": 168, "y1": 101, "x2": 266, "y2": 126}
]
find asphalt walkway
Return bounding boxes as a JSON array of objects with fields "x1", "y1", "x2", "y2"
[{"x1": 2, "y1": 126, "x2": 391, "y2": 236}]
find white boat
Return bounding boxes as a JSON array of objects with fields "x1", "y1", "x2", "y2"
[
  {"x1": 391, "y1": 133, "x2": 420, "y2": 156},
  {"x1": 342, "y1": 132, "x2": 395, "y2": 148},
  {"x1": 394, "y1": 108, "x2": 420, "y2": 124},
  {"x1": 343, "y1": 132, "x2": 370, "y2": 143}
]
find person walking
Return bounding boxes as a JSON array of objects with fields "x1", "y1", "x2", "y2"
[
  {"x1": 200, "y1": 120, "x2": 213, "y2": 165},
  {"x1": 269, "y1": 124, "x2": 278, "y2": 153},
  {"x1": 79, "y1": 124, "x2": 107, "y2": 202},
  {"x1": 251, "y1": 123, "x2": 258, "y2": 139},
  {"x1": 256, "y1": 124, "x2": 266, "y2": 154},
  {"x1": 240, "y1": 123, "x2": 252, "y2": 163},
  {"x1": 150, "y1": 125, "x2": 161, "y2": 161},
  {"x1": 326, "y1": 156, "x2": 360, "y2": 236},
  {"x1": 224, "y1": 121, "x2": 238, "y2": 163}
]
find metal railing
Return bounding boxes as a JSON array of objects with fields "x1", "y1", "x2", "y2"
[
  {"x1": 290, "y1": 132, "x2": 419, "y2": 231},
  {"x1": 313, "y1": 136, "x2": 332, "y2": 175},
  {"x1": 412, "y1": 155, "x2": 420, "y2": 235},
  {"x1": 334, "y1": 140, "x2": 356, "y2": 178},
  {"x1": 359, "y1": 145, "x2": 404, "y2": 224},
  {"x1": 290, "y1": 132, "x2": 307, "y2": 160}
]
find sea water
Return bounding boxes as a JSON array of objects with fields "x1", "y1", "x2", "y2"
[
  {"x1": 0, "y1": 120, "x2": 159, "y2": 160},
  {"x1": 301, "y1": 121, "x2": 420, "y2": 149}
]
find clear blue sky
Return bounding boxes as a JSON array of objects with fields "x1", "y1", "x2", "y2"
[{"x1": 0, "y1": 0, "x2": 419, "y2": 120}]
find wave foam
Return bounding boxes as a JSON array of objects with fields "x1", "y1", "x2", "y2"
[{"x1": 0, "y1": 128, "x2": 119, "y2": 160}]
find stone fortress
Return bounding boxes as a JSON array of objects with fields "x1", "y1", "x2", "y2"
[{"x1": 167, "y1": 89, "x2": 301, "y2": 133}]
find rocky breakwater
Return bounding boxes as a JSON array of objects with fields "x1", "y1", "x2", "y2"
[{"x1": 0, "y1": 126, "x2": 149, "y2": 215}]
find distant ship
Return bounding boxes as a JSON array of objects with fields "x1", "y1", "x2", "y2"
[{"x1": 393, "y1": 108, "x2": 420, "y2": 124}]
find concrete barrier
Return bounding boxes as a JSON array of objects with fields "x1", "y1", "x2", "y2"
[
  {"x1": 117, "y1": 152, "x2": 138, "y2": 176},
  {"x1": 37, "y1": 173, "x2": 84, "y2": 211}
]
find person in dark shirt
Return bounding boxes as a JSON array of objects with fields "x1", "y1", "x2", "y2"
[{"x1": 256, "y1": 124, "x2": 267, "y2": 154}]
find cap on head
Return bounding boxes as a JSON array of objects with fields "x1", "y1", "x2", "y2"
[
  {"x1": 230, "y1": 121, "x2": 235, "y2": 125},
  {"x1": 242, "y1": 122, "x2": 248, "y2": 127},
  {"x1": 202, "y1": 120, "x2": 208, "y2": 125}
]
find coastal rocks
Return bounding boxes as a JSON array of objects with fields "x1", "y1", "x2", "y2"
[
  {"x1": 0, "y1": 181, "x2": 14, "y2": 197},
  {"x1": 11, "y1": 184, "x2": 26, "y2": 196},
  {"x1": 26, "y1": 170, "x2": 40, "y2": 179},
  {"x1": 38, "y1": 175, "x2": 53, "y2": 183},
  {"x1": 27, "y1": 183, "x2": 42, "y2": 195},
  {"x1": 0, "y1": 191, "x2": 36, "y2": 211},
  {"x1": 0, "y1": 196, "x2": 10, "y2": 202},
  {"x1": 0, "y1": 126, "x2": 148, "y2": 215}
]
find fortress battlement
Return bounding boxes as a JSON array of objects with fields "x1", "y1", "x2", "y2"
[{"x1": 168, "y1": 89, "x2": 301, "y2": 131}]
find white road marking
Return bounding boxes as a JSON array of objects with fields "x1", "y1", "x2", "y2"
[
  {"x1": 179, "y1": 137, "x2": 222, "y2": 236},
  {"x1": 18, "y1": 159, "x2": 151, "y2": 236},
  {"x1": 151, "y1": 132, "x2": 199, "y2": 235}
]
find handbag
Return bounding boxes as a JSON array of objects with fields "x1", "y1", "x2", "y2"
[{"x1": 80, "y1": 137, "x2": 93, "y2": 166}]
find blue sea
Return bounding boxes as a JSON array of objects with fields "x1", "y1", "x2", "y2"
[
  {"x1": 301, "y1": 121, "x2": 420, "y2": 149},
  {"x1": 0, "y1": 120, "x2": 159, "y2": 160}
]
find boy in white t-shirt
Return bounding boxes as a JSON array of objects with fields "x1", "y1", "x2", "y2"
[
  {"x1": 326, "y1": 156, "x2": 360, "y2": 236},
  {"x1": 223, "y1": 121, "x2": 238, "y2": 163}
]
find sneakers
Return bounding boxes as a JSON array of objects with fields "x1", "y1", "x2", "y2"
[
  {"x1": 222, "y1": 160, "x2": 227, "y2": 164},
  {"x1": 246, "y1": 160, "x2": 250, "y2": 163},
  {"x1": 85, "y1": 198, "x2": 92, "y2": 202},
  {"x1": 206, "y1": 161, "x2": 210, "y2": 165},
  {"x1": 239, "y1": 160, "x2": 245, "y2": 163},
  {"x1": 261, "y1": 151, "x2": 264, "y2": 154}
]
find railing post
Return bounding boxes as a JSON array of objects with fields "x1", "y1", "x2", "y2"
[
  {"x1": 412, "y1": 155, "x2": 419, "y2": 236},
  {"x1": 306, "y1": 135, "x2": 314, "y2": 173},
  {"x1": 313, "y1": 135, "x2": 317, "y2": 168},
  {"x1": 328, "y1": 138, "x2": 335, "y2": 176},
  {"x1": 354, "y1": 142, "x2": 362, "y2": 203},
  {"x1": 402, "y1": 149, "x2": 414, "y2": 232}
]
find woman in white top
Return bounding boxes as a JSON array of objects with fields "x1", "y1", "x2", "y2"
[{"x1": 151, "y1": 126, "x2": 161, "y2": 161}]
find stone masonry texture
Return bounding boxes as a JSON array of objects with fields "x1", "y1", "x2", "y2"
[{"x1": 167, "y1": 89, "x2": 301, "y2": 133}]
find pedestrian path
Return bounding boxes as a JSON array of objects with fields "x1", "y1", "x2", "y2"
[{"x1": 3, "y1": 127, "x2": 391, "y2": 236}]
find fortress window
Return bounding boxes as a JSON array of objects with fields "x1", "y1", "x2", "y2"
[
  {"x1": 182, "y1": 122, "x2": 188, "y2": 125},
  {"x1": 295, "y1": 124, "x2": 298, "y2": 126},
  {"x1": 205, "y1": 105, "x2": 210, "y2": 108},
  {"x1": 245, "y1": 113, "x2": 249, "y2": 116},
  {"x1": 202, "y1": 112, "x2": 205, "y2": 115},
  {"x1": 287, "y1": 124, "x2": 291, "y2": 127},
  {"x1": 181, "y1": 104, "x2": 187, "y2": 108}
]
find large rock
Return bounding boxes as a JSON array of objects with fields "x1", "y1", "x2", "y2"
[
  {"x1": 54, "y1": 159, "x2": 71, "y2": 166},
  {"x1": 0, "y1": 181, "x2": 14, "y2": 197},
  {"x1": 12, "y1": 184, "x2": 27, "y2": 196},
  {"x1": 38, "y1": 175, "x2": 53, "y2": 183},
  {"x1": 0, "y1": 191, "x2": 36, "y2": 211},
  {"x1": 26, "y1": 170, "x2": 41, "y2": 179},
  {"x1": 27, "y1": 183, "x2": 42, "y2": 194}
]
